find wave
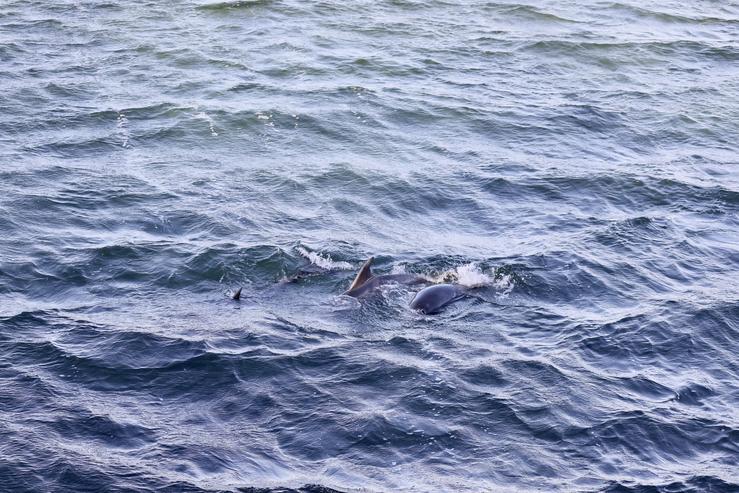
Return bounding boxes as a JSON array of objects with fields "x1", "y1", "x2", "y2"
[
  {"x1": 603, "y1": 2, "x2": 739, "y2": 26},
  {"x1": 521, "y1": 39, "x2": 739, "y2": 61},
  {"x1": 196, "y1": 0, "x2": 272, "y2": 11},
  {"x1": 296, "y1": 246, "x2": 354, "y2": 270}
]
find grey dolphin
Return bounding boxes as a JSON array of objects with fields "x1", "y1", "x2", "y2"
[
  {"x1": 343, "y1": 257, "x2": 426, "y2": 297},
  {"x1": 409, "y1": 283, "x2": 466, "y2": 314}
]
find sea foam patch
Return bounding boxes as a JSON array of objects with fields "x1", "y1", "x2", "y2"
[
  {"x1": 433, "y1": 262, "x2": 514, "y2": 294},
  {"x1": 297, "y1": 246, "x2": 353, "y2": 270}
]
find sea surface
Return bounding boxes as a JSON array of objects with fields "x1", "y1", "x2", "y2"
[{"x1": 1, "y1": 1, "x2": 738, "y2": 492}]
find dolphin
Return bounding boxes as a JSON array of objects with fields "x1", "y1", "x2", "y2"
[
  {"x1": 343, "y1": 257, "x2": 426, "y2": 297},
  {"x1": 409, "y1": 283, "x2": 466, "y2": 314}
]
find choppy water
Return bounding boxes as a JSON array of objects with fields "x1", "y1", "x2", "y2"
[{"x1": 2, "y1": 1, "x2": 739, "y2": 491}]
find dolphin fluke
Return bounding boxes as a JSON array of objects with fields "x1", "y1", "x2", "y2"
[
  {"x1": 347, "y1": 257, "x2": 374, "y2": 291},
  {"x1": 231, "y1": 287, "x2": 242, "y2": 300}
]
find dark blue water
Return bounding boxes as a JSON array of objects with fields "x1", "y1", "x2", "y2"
[{"x1": 1, "y1": 1, "x2": 738, "y2": 491}]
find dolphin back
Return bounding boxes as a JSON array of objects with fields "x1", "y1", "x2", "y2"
[
  {"x1": 409, "y1": 284, "x2": 465, "y2": 314},
  {"x1": 344, "y1": 273, "x2": 426, "y2": 297}
]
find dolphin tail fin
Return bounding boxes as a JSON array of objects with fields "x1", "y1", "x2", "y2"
[
  {"x1": 231, "y1": 287, "x2": 242, "y2": 300},
  {"x1": 348, "y1": 257, "x2": 374, "y2": 291}
]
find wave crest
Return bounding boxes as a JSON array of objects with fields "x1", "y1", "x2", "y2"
[{"x1": 296, "y1": 247, "x2": 354, "y2": 270}]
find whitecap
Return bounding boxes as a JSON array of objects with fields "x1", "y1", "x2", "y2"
[{"x1": 297, "y1": 246, "x2": 353, "y2": 270}]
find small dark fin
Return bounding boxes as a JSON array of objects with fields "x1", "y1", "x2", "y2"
[
  {"x1": 231, "y1": 287, "x2": 242, "y2": 300},
  {"x1": 348, "y1": 257, "x2": 374, "y2": 291}
]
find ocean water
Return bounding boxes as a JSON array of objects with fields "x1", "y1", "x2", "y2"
[{"x1": 1, "y1": 1, "x2": 738, "y2": 491}]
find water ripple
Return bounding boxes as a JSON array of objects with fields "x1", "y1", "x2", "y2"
[{"x1": 1, "y1": 0, "x2": 738, "y2": 491}]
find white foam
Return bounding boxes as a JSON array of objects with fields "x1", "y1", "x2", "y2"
[
  {"x1": 297, "y1": 246, "x2": 353, "y2": 270},
  {"x1": 196, "y1": 112, "x2": 219, "y2": 136},
  {"x1": 454, "y1": 263, "x2": 494, "y2": 288},
  {"x1": 492, "y1": 272, "x2": 515, "y2": 296},
  {"x1": 116, "y1": 111, "x2": 130, "y2": 148},
  {"x1": 432, "y1": 262, "x2": 515, "y2": 294}
]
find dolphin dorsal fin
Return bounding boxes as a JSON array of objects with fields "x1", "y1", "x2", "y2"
[
  {"x1": 348, "y1": 257, "x2": 374, "y2": 291},
  {"x1": 231, "y1": 287, "x2": 242, "y2": 300}
]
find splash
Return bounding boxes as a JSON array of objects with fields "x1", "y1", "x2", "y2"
[
  {"x1": 433, "y1": 263, "x2": 515, "y2": 294},
  {"x1": 297, "y1": 246, "x2": 353, "y2": 270},
  {"x1": 492, "y1": 271, "x2": 515, "y2": 296},
  {"x1": 453, "y1": 263, "x2": 494, "y2": 288}
]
